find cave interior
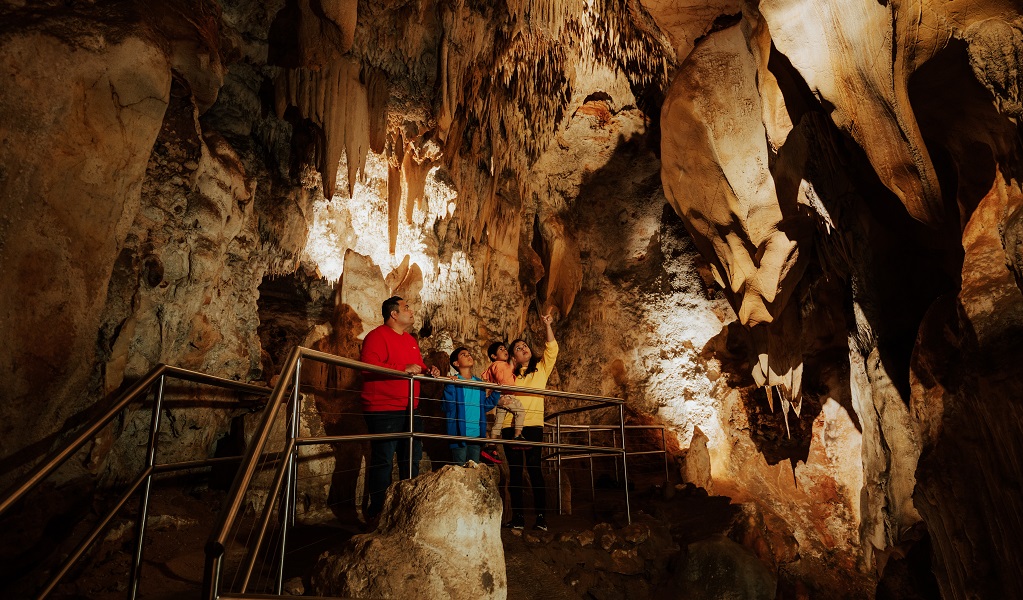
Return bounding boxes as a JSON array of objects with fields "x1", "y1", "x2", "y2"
[{"x1": 1, "y1": 0, "x2": 1022, "y2": 598}]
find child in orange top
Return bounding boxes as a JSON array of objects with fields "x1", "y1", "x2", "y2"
[{"x1": 481, "y1": 341, "x2": 525, "y2": 439}]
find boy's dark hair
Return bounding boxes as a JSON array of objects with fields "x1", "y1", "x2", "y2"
[
  {"x1": 487, "y1": 341, "x2": 507, "y2": 359},
  {"x1": 510, "y1": 338, "x2": 541, "y2": 377},
  {"x1": 450, "y1": 346, "x2": 470, "y2": 366},
  {"x1": 381, "y1": 296, "x2": 403, "y2": 322}
]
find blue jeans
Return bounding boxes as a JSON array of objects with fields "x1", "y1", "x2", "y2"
[
  {"x1": 450, "y1": 443, "x2": 482, "y2": 466},
  {"x1": 364, "y1": 410, "x2": 422, "y2": 518}
]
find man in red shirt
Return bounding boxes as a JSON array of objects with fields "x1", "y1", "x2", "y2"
[{"x1": 360, "y1": 295, "x2": 440, "y2": 519}]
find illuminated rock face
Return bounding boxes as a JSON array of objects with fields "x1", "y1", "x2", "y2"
[
  {"x1": 1, "y1": 1, "x2": 1023, "y2": 598},
  {"x1": 656, "y1": 1, "x2": 1023, "y2": 598},
  {"x1": 310, "y1": 464, "x2": 506, "y2": 599}
]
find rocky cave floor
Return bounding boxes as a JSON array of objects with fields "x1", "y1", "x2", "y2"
[{"x1": 33, "y1": 465, "x2": 877, "y2": 600}]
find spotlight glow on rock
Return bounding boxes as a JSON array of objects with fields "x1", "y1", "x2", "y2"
[{"x1": 302, "y1": 152, "x2": 470, "y2": 309}]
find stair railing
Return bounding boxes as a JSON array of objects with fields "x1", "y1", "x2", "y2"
[{"x1": 0, "y1": 364, "x2": 270, "y2": 599}]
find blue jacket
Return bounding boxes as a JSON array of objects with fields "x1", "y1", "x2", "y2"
[{"x1": 442, "y1": 376, "x2": 500, "y2": 448}]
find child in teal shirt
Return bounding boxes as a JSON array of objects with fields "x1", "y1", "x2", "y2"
[{"x1": 442, "y1": 347, "x2": 500, "y2": 465}]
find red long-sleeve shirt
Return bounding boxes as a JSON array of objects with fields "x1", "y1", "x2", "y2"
[{"x1": 359, "y1": 324, "x2": 427, "y2": 411}]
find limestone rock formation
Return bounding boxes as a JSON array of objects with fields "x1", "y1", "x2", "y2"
[
  {"x1": 2, "y1": 0, "x2": 1023, "y2": 598},
  {"x1": 683, "y1": 426, "x2": 712, "y2": 493},
  {"x1": 911, "y1": 163, "x2": 1023, "y2": 599},
  {"x1": 0, "y1": 26, "x2": 172, "y2": 475},
  {"x1": 310, "y1": 464, "x2": 506, "y2": 599},
  {"x1": 658, "y1": 4, "x2": 1023, "y2": 596}
]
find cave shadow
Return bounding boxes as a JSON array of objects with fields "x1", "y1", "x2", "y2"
[
  {"x1": 767, "y1": 42, "x2": 963, "y2": 409},
  {"x1": 701, "y1": 319, "x2": 861, "y2": 473}
]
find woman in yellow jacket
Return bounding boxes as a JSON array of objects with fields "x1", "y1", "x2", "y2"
[{"x1": 502, "y1": 310, "x2": 556, "y2": 531}]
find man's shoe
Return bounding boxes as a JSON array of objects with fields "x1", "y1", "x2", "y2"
[
  {"x1": 507, "y1": 513, "x2": 526, "y2": 530},
  {"x1": 533, "y1": 513, "x2": 548, "y2": 531}
]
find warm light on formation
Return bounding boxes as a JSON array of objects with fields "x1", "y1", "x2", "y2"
[{"x1": 303, "y1": 152, "x2": 471, "y2": 308}]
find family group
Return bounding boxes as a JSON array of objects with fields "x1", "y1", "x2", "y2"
[{"x1": 359, "y1": 295, "x2": 556, "y2": 531}]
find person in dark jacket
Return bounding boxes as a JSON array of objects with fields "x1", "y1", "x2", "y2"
[{"x1": 442, "y1": 347, "x2": 500, "y2": 466}]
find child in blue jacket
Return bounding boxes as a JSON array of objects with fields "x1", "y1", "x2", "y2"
[{"x1": 443, "y1": 347, "x2": 500, "y2": 466}]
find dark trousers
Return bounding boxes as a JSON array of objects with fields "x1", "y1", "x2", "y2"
[
  {"x1": 503, "y1": 425, "x2": 546, "y2": 516},
  {"x1": 364, "y1": 410, "x2": 422, "y2": 518},
  {"x1": 450, "y1": 443, "x2": 482, "y2": 466}
]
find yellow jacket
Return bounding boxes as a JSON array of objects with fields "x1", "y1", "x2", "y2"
[{"x1": 503, "y1": 340, "x2": 558, "y2": 428}]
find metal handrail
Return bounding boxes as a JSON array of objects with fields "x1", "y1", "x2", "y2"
[
  {"x1": 0, "y1": 364, "x2": 269, "y2": 516},
  {"x1": 203, "y1": 345, "x2": 630, "y2": 600},
  {"x1": 543, "y1": 422, "x2": 671, "y2": 510},
  {"x1": 0, "y1": 363, "x2": 270, "y2": 600}
]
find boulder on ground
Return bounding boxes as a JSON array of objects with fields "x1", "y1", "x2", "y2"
[
  {"x1": 310, "y1": 463, "x2": 506, "y2": 599},
  {"x1": 675, "y1": 533, "x2": 777, "y2": 600}
]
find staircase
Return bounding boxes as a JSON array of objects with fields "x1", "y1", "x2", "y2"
[{"x1": 0, "y1": 346, "x2": 663, "y2": 599}]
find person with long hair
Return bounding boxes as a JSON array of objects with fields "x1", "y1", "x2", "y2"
[{"x1": 502, "y1": 309, "x2": 556, "y2": 531}]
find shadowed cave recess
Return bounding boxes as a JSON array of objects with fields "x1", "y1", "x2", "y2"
[{"x1": 1, "y1": 0, "x2": 1022, "y2": 598}]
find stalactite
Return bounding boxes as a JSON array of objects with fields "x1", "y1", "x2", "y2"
[
  {"x1": 779, "y1": 386, "x2": 792, "y2": 439},
  {"x1": 365, "y1": 67, "x2": 388, "y2": 154},
  {"x1": 387, "y1": 135, "x2": 404, "y2": 254},
  {"x1": 319, "y1": 0, "x2": 359, "y2": 53},
  {"x1": 274, "y1": 57, "x2": 370, "y2": 199},
  {"x1": 750, "y1": 301, "x2": 805, "y2": 436},
  {"x1": 537, "y1": 214, "x2": 583, "y2": 317},
  {"x1": 402, "y1": 146, "x2": 434, "y2": 224},
  {"x1": 373, "y1": 0, "x2": 676, "y2": 329}
]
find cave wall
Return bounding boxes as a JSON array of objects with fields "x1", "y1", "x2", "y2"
[
  {"x1": 0, "y1": 5, "x2": 181, "y2": 476},
  {"x1": 654, "y1": 0, "x2": 1023, "y2": 597},
  {"x1": 1, "y1": 0, "x2": 1023, "y2": 598}
]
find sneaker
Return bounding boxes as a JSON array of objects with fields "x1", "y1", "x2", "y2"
[
  {"x1": 507, "y1": 513, "x2": 526, "y2": 530},
  {"x1": 480, "y1": 448, "x2": 502, "y2": 465},
  {"x1": 533, "y1": 514, "x2": 548, "y2": 531}
]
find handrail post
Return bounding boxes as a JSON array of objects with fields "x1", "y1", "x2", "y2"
[
  {"x1": 129, "y1": 374, "x2": 165, "y2": 600},
  {"x1": 276, "y1": 356, "x2": 301, "y2": 594},
  {"x1": 206, "y1": 346, "x2": 300, "y2": 600},
  {"x1": 612, "y1": 430, "x2": 620, "y2": 483},
  {"x1": 661, "y1": 427, "x2": 669, "y2": 486},
  {"x1": 407, "y1": 377, "x2": 415, "y2": 480},
  {"x1": 588, "y1": 428, "x2": 595, "y2": 508},
  {"x1": 619, "y1": 404, "x2": 631, "y2": 525},
  {"x1": 202, "y1": 549, "x2": 222, "y2": 600},
  {"x1": 290, "y1": 357, "x2": 302, "y2": 527},
  {"x1": 556, "y1": 415, "x2": 562, "y2": 516}
]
